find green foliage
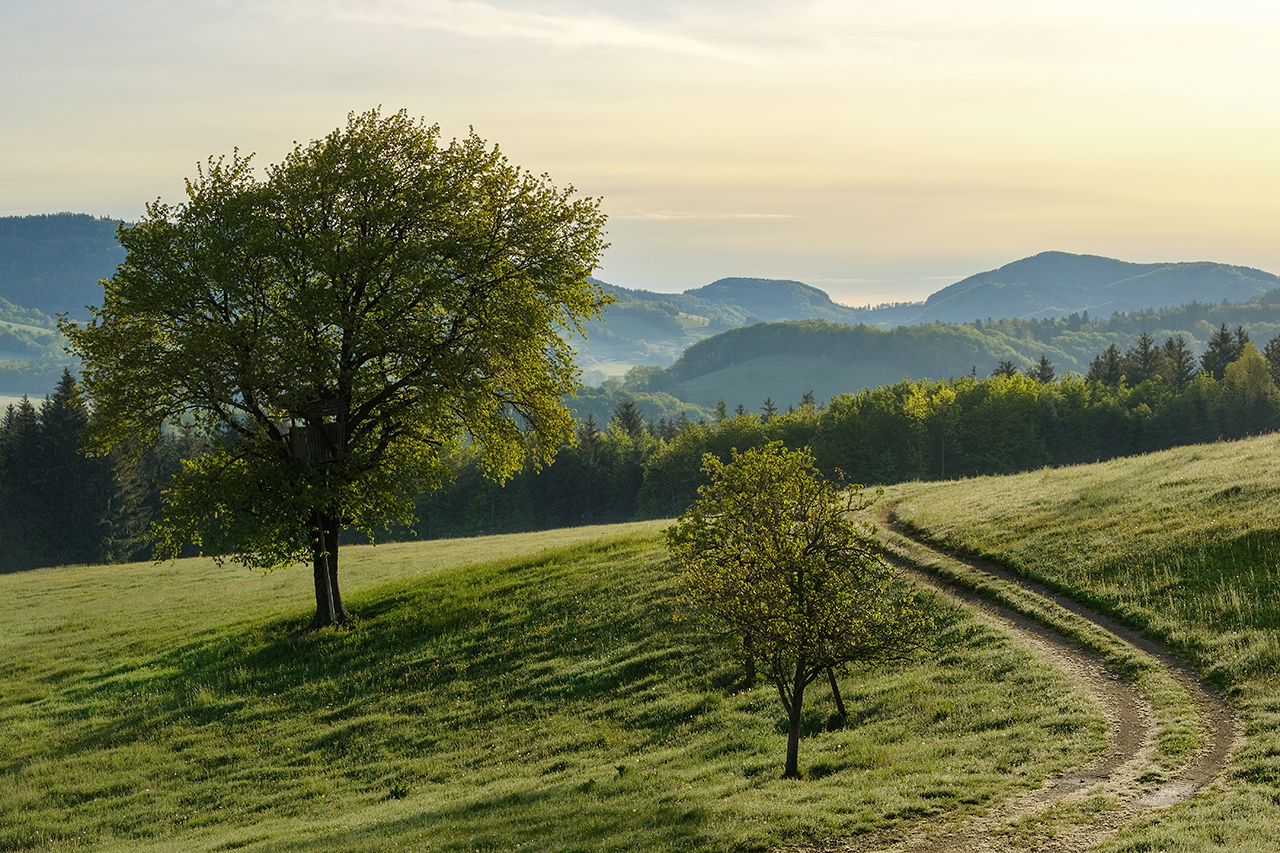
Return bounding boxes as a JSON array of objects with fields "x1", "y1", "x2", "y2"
[
  {"x1": 385, "y1": 339, "x2": 1280, "y2": 540},
  {"x1": 0, "y1": 523, "x2": 1105, "y2": 851},
  {"x1": 62, "y1": 110, "x2": 609, "y2": 618},
  {"x1": 667, "y1": 444, "x2": 933, "y2": 777}
]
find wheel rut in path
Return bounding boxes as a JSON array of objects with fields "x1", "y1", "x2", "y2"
[{"x1": 781, "y1": 513, "x2": 1239, "y2": 853}]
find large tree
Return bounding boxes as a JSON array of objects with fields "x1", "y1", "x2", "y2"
[
  {"x1": 64, "y1": 109, "x2": 609, "y2": 628},
  {"x1": 666, "y1": 443, "x2": 932, "y2": 779}
]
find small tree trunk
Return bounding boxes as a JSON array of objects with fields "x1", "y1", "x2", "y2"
[
  {"x1": 784, "y1": 659, "x2": 808, "y2": 779},
  {"x1": 309, "y1": 510, "x2": 350, "y2": 630},
  {"x1": 743, "y1": 633, "x2": 757, "y2": 684},
  {"x1": 827, "y1": 667, "x2": 848, "y2": 718}
]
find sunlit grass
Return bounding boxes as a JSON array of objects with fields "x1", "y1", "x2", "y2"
[
  {"x1": 890, "y1": 432, "x2": 1280, "y2": 851},
  {"x1": 0, "y1": 522, "x2": 1103, "y2": 851}
]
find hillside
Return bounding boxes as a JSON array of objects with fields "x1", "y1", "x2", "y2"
[
  {"x1": 889, "y1": 433, "x2": 1280, "y2": 850},
  {"x1": 576, "y1": 276, "x2": 867, "y2": 373},
  {"x1": 0, "y1": 213, "x2": 125, "y2": 317},
  {"x1": 580, "y1": 253, "x2": 1280, "y2": 377},
  {"x1": 625, "y1": 291, "x2": 1280, "y2": 411},
  {"x1": 856, "y1": 251, "x2": 1280, "y2": 326},
  {"x1": 0, "y1": 523, "x2": 1100, "y2": 851},
  {"x1": 6, "y1": 213, "x2": 1280, "y2": 407}
]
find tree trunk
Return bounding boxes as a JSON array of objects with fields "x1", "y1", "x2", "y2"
[
  {"x1": 784, "y1": 658, "x2": 807, "y2": 779},
  {"x1": 309, "y1": 510, "x2": 350, "y2": 630},
  {"x1": 827, "y1": 667, "x2": 847, "y2": 718},
  {"x1": 743, "y1": 633, "x2": 757, "y2": 684}
]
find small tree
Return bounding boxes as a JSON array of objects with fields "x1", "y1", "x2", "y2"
[
  {"x1": 991, "y1": 360, "x2": 1019, "y2": 379},
  {"x1": 1028, "y1": 354, "x2": 1056, "y2": 384},
  {"x1": 1201, "y1": 323, "x2": 1248, "y2": 380},
  {"x1": 666, "y1": 443, "x2": 932, "y2": 779}
]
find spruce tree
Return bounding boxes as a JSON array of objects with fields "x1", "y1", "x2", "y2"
[
  {"x1": 1201, "y1": 324, "x2": 1247, "y2": 380},
  {"x1": 1087, "y1": 345, "x2": 1125, "y2": 386},
  {"x1": 1162, "y1": 336, "x2": 1197, "y2": 388},
  {"x1": 1028, "y1": 355, "x2": 1056, "y2": 383},
  {"x1": 1263, "y1": 335, "x2": 1280, "y2": 388}
]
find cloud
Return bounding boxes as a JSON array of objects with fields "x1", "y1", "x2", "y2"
[
  {"x1": 298, "y1": 0, "x2": 751, "y2": 61},
  {"x1": 620, "y1": 210, "x2": 800, "y2": 220}
]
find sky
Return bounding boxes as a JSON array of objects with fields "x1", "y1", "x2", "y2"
[{"x1": 3, "y1": 0, "x2": 1279, "y2": 305}]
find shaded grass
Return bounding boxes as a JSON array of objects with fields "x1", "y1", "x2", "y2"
[
  {"x1": 889, "y1": 433, "x2": 1280, "y2": 851},
  {"x1": 0, "y1": 522, "x2": 1105, "y2": 852}
]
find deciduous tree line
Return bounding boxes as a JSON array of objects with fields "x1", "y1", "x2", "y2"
[
  {"x1": 410, "y1": 329, "x2": 1280, "y2": 537},
  {"x1": 9, "y1": 329, "x2": 1280, "y2": 569}
]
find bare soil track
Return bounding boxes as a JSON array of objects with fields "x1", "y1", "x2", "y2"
[{"x1": 783, "y1": 513, "x2": 1239, "y2": 853}]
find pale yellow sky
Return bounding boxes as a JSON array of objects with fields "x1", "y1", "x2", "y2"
[{"x1": 3, "y1": 0, "x2": 1278, "y2": 304}]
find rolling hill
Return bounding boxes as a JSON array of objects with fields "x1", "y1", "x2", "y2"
[
  {"x1": 6, "y1": 212, "x2": 1280, "y2": 408},
  {"x1": 863, "y1": 251, "x2": 1280, "y2": 326},
  {"x1": 627, "y1": 288, "x2": 1280, "y2": 411}
]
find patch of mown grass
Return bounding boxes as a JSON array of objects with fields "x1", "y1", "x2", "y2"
[
  {"x1": 0, "y1": 522, "x2": 1104, "y2": 852},
  {"x1": 889, "y1": 433, "x2": 1280, "y2": 851}
]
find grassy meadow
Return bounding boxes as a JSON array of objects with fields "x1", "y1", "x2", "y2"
[
  {"x1": 891, "y1": 432, "x2": 1280, "y2": 851},
  {"x1": 0, "y1": 521, "x2": 1107, "y2": 852}
]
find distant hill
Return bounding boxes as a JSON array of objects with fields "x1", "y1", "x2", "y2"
[
  {"x1": 579, "y1": 253, "x2": 1280, "y2": 377},
  {"x1": 856, "y1": 252, "x2": 1280, "y2": 326},
  {"x1": 627, "y1": 291, "x2": 1280, "y2": 411},
  {"x1": 0, "y1": 213, "x2": 125, "y2": 316},
  {"x1": 576, "y1": 276, "x2": 867, "y2": 372},
  {"x1": 7, "y1": 214, "x2": 1280, "y2": 407}
]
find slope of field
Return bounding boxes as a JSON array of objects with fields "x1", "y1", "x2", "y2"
[
  {"x1": 0, "y1": 523, "x2": 1106, "y2": 852},
  {"x1": 889, "y1": 434, "x2": 1280, "y2": 850}
]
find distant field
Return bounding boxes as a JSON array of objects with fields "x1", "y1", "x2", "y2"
[
  {"x1": 0, "y1": 521, "x2": 1104, "y2": 852},
  {"x1": 890, "y1": 433, "x2": 1280, "y2": 851}
]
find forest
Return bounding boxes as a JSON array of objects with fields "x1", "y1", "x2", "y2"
[
  {"x1": 5, "y1": 323, "x2": 1276, "y2": 570},
  {"x1": 402, "y1": 322, "x2": 1280, "y2": 539}
]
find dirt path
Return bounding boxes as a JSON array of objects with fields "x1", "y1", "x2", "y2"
[{"x1": 784, "y1": 516, "x2": 1239, "y2": 853}]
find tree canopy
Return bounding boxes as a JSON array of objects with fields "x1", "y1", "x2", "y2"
[
  {"x1": 64, "y1": 108, "x2": 610, "y2": 627},
  {"x1": 666, "y1": 443, "x2": 932, "y2": 778}
]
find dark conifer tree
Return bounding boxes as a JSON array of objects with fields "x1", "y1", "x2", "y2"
[
  {"x1": 1087, "y1": 344, "x2": 1124, "y2": 386},
  {"x1": 1263, "y1": 335, "x2": 1280, "y2": 388},
  {"x1": 1028, "y1": 355, "x2": 1056, "y2": 383},
  {"x1": 610, "y1": 399, "x2": 646, "y2": 441},
  {"x1": 1201, "y1": 323, "x2": 1247, "y2": 380},
  {"x1": 761, "y1": 397, "x2": 778, "y2": 422},
  {"x1": 991, "y1": 360, "x2": 1019, "y2": 378},
  {"x1": 0, "y1": 396, "x2": 43, "y2": 569},
  {"x1": 1162, "y1": 336, "x2": 1197, "y2": 388},
  {"x1": 35, "y1": 370, "x2": 116, "y2": 566},
  {"x1": 1124, "y1": 332, "x2": 1166, "y2": 385}
]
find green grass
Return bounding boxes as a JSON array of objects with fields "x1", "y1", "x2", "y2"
[
  {"x1": 890, "y1": 432, "x2": 1280, "y2": 851},
  {"x1": 0, "y1": 522, "x2": 1104, "y2": 852}
]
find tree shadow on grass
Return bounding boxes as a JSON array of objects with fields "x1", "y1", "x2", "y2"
[{"x1": 27, "y1": 536, "x2": 731, "y2": 767}]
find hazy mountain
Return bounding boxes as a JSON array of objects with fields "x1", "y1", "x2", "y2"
[
  {"x1": 0, "y1": 213, "x2": 125, "y2": 317},
  {"x1": 576, "y1": 276, "x2": 867, "y2": 371},
  {"x1": 578, "y1": 253, "x2": 1280, "y2": 376},
  {"x1": 858, "y1": 252, "x2": 1280, "y2": 326},
  {"x1": 681, "y1": 277, "x2": 865, "y2": 323},
  {"x1": 624, "y1": 291, "x2": 1280, "y2": 411},
  {"x1": 7, "y1": 213, "x2": 1280, "y2": 407}
]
